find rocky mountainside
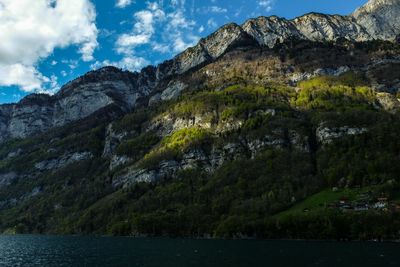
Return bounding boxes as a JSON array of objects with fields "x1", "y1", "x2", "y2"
[
  {"x1": 0, "y1": 0, "x2": 400, "y2": 239},
  {"x1": 0, "y1": 0, "x2": 398, "y2": 143}
]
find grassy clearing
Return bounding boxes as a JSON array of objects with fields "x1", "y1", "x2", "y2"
[{"x1": 274, "y1": 187, "x2": 375, "y2": 218}]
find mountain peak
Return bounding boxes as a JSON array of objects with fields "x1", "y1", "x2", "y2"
[
  {"x1": 353, "y1": 0, "x2": 400, "y2": 17},
  {"x1": 352, "y1": 0, "x2": 400, "y2": 39},
  {"x1": 354, "y1": 0, "x2": 398, "y2": 13}
]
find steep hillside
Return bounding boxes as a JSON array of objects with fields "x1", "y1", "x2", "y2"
[{"x1": 0, "y1": 0, "x2": 400, "y2": 239}]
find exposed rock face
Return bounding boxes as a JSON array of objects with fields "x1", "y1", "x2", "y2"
[
  {"x1": 0, "y1": 0, "x2": 398, "y2": 143},
  {"x1": 109, "y1": 155, "x2": 131, "y2": 170},
  {"x1": 102, "y1": 123, "x2": 128, "y2": 158},
  {"x1": 0, "y1": 67, "x2": 152, "y2": 140},
  {"x1": 6, "y1": 148, "x2": 22, "y2": 159},
  {"x1": 113, "y1": 131, "x2": 310, "y2": 188},
  {"x1": 200, "y1": 23, "x2": 256, "y2": 59},
  {"x1": 147, "y1": 113, "x2": 214, "y2": 138},
  {"x1": 112, "y1": 145, "x2": 243, "y2": 188},
  {"x1": 0, "y1": 104, "x2": 13, "y2": 143},
  {"x1": 243, "y1": 0, "x2": 399, "y2": 48},
  {"x1": 160, "y1": 81, "x2": 187, "y2": 101},
  {"x1": 155, "y1": 23, "x2": 256, "y2": 78},
  {"x1": 352, "y1": 0, "x2": 400, "y2": 40},
  {"x1": 316, "y1": 125, "x2": 368, "y2": 145},
  {"x1": 376, "y1": 92, "x2": 400, "y2": 112},
  {"x1": 34, "y1": 152, "x2": 93, "y2": 171},
  {"x1": 290, "y1": 66, "x2": 351, "y2": 84},
  {"x1": 242, "y1": 16, "x2": 301, "y2": 48},
  {"x1": 242, "y1": 14, "x2": 369, "y2": 48},
  {"x1": 8, "y1": 94, "x2": 54, "y2": 139},
  {"x1": 0, "y1": 172, "x2": 18, "y2": 189}
]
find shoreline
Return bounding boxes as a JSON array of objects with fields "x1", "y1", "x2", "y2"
[{"x1": 1, "y1": 233, "x2": 399, "y2": 243}]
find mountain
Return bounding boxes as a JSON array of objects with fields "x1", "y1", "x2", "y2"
[
  {"x1": 0, "y1": 0, "x2": 400, "y2": 239},
  {"x1": 1, "y1": 0, "x2": 399, "y2": 143}
]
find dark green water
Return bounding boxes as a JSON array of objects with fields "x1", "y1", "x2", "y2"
[{"x1": 0, "y1": 235, "x2": 399, "y2": 267}]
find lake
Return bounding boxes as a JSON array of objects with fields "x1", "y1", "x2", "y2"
[{"x1": 0, "y1": 235, "x2": 399, "y2": 266}]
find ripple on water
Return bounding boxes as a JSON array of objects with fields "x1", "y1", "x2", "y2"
[{"x1": 0, "y1": 236, "x2": 399, "y2": 267}]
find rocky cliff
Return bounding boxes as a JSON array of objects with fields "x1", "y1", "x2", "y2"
[
  {"x1": 0, "y1": 67, "x2": 146, "y2": 140},
  {"x1": 0, "y1": 0, "x2": 398, "y2": 143}
]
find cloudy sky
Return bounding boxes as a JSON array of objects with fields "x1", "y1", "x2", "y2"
[{"x1": 0, "y1": 0, "x2": 367, "y2": 104}]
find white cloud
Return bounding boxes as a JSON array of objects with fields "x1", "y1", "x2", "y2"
[
  {"x1": 117, "y1": 33, "x2": 151, "y2": 50},
  {"x1": 173, "y1": 34, "x2": 199, "y2": 53},
  {"x1": 174, "y1": 37, "x2": 189, "y2": 53},
  {"x1": 0, "y1": 64, "x2": 59, "y2": 93},
  {"x1": 61, "y1": 59, "x2": 79, "y2": 70},
  {"x1": 258, "y1": 0, "x2": 274, "y2": 12},
  {"x1": 207, "y1": 18, "x2": 217, "y2": 29},
  {"x1": 197, "y1": 6, "x2": 227, "y2": 14},
  {"x1": 115, "y1": 0, "x2": 200, "y2": 65},
  {"x1": 116, "y1": 4, "x2": 165, "y2": 55},
  {"x1": 0, "y1": 0, "x2": 98, "y2": 92},
  {"x1": 163, "y1": 8, "x2": 199, "y2": 53},
  {"x1": 45, "y1": 75, "x2": 60, "y2": 94},
  {"x1": 100, "y1": 29, "x2": 115, "y2": 38},
  {"x1": 13, "y1": 94, "x2": 22, "y2": 100},
  {"x1": 170, "y1": 0, "x2": 185, "y2": 8},
  {"x1": 210, "y1": 6, "x2": 227, "y2": 13},
  {"x1": 152, "y1": 43, "x2": 170, "y2": 53},
  {"x1": 0, "y1": 64, "x2": 46, "y2": 92},
  {"x1": 167, "y1": 10, "x2": 195, "y2": 30},
  {"x1": 114, "y1": 56, "x2": 149, "y2": 70},
  {"x1": 234, "y1": 6, "x2": 243, "y2": 17},
  {"x1": 91, "y1": 56, "x2": 149, "y2": 72},
  {"x1": 116, "y1": 0, "x2": 132, "y2": 8}
]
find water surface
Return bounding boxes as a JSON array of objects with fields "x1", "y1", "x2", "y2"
[{"x1": 0, "y1": 235, "x2": 399, "y2": 266}]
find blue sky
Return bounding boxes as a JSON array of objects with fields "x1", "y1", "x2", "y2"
[{"x1": 0, "y1": 0, "x2": 367, "y2": 104}]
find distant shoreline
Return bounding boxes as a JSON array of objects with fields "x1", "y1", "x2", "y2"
[{"x1": 1, "y1": 233, "x2": 399, "y2": 243}]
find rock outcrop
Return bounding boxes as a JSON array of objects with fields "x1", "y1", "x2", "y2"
[
  {"x1": 316, "y1": 124, "x2": 368, "y2": 145},
  {"x1": 113, "y1": 130, "x2": 310, "y2": 188},
  {"x1": 0, "y1": 172, "x2": 18, "y2": 189},
  {"x1": 376, "y1": 92, "x2": 400, "y2": 112},
  {"x1": 34, "y1": 152, "x2": 93, "y2": 171}
]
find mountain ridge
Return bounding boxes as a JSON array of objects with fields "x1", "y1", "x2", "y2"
[{"x1": 0, "y1": 0, "x2": 398, "y2": 143}]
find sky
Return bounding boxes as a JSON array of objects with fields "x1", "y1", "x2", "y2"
[{"x1": 0, "y1": 0, "x2": 368, "y2": 104}]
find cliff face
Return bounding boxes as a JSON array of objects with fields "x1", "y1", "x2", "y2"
[
  {"x1": 353, "y1": 0, "x2": 400, "y2": 39},
  {"x1": 0, "y1": 0, "x2": 398, "y2": 142},
  {"x1": 0, "y1": 67, "x2": 152, "y2": 139},
  {"x1": 243, "y1": 0, "x2": 400, "y2": 47}
]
